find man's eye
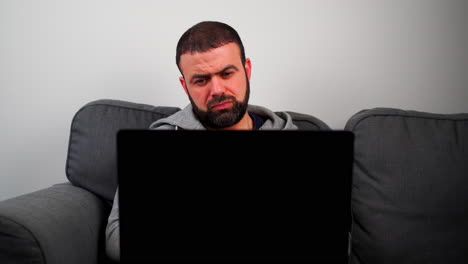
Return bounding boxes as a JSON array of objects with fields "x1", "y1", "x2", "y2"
[
  {"x1": 195, "y1": 79, "x2": 206, "y2": 85},
  {"x1": 223, "y1": 72, "x2": 233, "y2": 77}
]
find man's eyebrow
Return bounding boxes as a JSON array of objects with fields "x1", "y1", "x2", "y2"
[
  {"x1": 189, "y1": 73, "x2": 211, "y2": 84},
  {"x1": 189, "y1": 65, "x2": 239, "y2": 84},
  {"x1": 217, "y1": 64, "x2": 239, "y2": 74}
]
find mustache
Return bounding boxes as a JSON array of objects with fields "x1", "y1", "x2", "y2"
[{"x1": 207, "y1": 95, "x2": 237, "y2": 109}]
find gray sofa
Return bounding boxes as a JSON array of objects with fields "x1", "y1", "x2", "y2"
[
  {"x1": 0, "y1": 99, "x2": 467, "y2": 264},
  {"x1": 0, "y1": 99, "x2": 329, "y2": 264}
]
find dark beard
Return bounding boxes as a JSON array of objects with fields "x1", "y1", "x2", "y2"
[{"x1": 190, "y1": 80, "x2": 250, "y2": 129}]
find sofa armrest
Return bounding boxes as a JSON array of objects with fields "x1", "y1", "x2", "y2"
[{"x1": 0, "y1": 182, "x2": 110, "y2": 264}]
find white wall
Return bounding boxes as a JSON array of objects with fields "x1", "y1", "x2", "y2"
[{"x1": 1, "y1": 0, "x2": 467, "y2": 201}]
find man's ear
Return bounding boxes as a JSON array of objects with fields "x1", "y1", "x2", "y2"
[
  {"x1": 244, "y1": 58, "x2": 252, "y2": 81},
  {"x1": 179, "y1": 76, "x2": 189, "y2": 96}
]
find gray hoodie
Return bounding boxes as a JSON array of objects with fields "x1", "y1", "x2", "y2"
[
  {"x1": 105, "y1": 104, "x2": 297, "y2": 262},
  {"x1": 149, "y1": 104, "x2": 298, "y2": 130}
]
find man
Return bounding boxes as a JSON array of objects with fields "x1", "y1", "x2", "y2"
[{"x1": 105, "y1": 21, "x2": 297, "y2": 262}]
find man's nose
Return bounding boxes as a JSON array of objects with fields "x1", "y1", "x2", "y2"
[{"x1": 209, "y1": 76, "x2": 225, "y2": 96}]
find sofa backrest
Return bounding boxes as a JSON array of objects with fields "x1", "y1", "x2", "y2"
[
  {"x1": 279, "y1": 111, "x2": 330, "y2": 130},
  {"x1": 66, "y1": 100, "x2": 181, "y2": 202},
  {"x1": 345, "y1": 108, "x2": 468, "y2": 264},
  {"x1": 66, "y1": 99, "x2": 329, "y2": 202}
]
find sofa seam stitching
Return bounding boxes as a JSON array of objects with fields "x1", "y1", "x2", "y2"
[
  {"x1": 0, "y1": 215, "x2": 46, "y2": 263},
  {"x1": 349, "y1": 113, "x2": 468, "y2": 131}
]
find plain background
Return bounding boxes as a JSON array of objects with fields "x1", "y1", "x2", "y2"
[{"x1": 1, "y1": 0, "x2": 467, "y2": 201}]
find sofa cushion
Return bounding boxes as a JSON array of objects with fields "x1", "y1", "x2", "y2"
[
  {"x1": 280, "y1": 111, "x2": 330, "y2": 130},
  {"x1": 345, "y1": 108, "x2": 468, "y2": 264},
  {"x1": 66, "y1": 99, "x2": 181, "y2": 201}
]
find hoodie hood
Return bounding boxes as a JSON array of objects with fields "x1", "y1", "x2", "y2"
[{"x1": 149, "y1": 104, "x2": 297, "y2": 130}]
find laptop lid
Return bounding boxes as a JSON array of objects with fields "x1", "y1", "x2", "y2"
[{"x1": 117, "y1": 130, "x2": 353, "y2": 263}]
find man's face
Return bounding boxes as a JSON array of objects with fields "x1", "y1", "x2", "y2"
[{"x1": 178, "y1": 42, "x2": 252, "y2": 129}]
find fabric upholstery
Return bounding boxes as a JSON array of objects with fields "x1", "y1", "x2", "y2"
[
  {"x1": 66, "y1": 99, "x2": 181, "y2": 201},
  {"x1": 0, "y1": 216, "x2": 44, "y2": 264},
  {"x1": 281, "y1": 111, "x2": 330, "y2": 130},
  {"x1": 0, "y1": 183, "x2": 109, "y2": 264},
  {"x1": 345, "y1": 108, "x2": 468, "y2": 264}
]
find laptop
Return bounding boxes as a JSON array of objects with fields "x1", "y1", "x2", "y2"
[{"x1": 117, "y1": 130, "x2": 354, "y2": 263}]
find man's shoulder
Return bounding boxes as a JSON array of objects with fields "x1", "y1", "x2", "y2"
[
  {"x1": 247, "y1": 105, "x2": 298, "y2": 130},
  {"x1": 150, "y1": 123, "x2": 177, "y2": 130},
  {"x1": 149, "y1": 104, "x2": 205, "y2": 130}
]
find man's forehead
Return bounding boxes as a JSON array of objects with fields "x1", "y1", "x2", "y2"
[{"x1": 179, "y1": 43, "x2": 242, "y2": 74}]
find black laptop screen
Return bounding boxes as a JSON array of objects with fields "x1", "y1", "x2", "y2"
[{"x1": 118, "y1": 130, "x2": 353, "y2": 263}]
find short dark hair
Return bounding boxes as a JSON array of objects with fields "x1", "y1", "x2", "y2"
[{"x1": 176, "y1": 21, "x2": 246, "y2": 72}]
